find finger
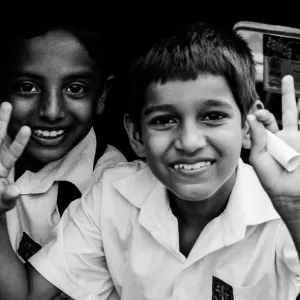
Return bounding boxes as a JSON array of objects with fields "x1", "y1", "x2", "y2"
[
  {"x1": 247, "y1": 114, "x2": 268, "y2": 158},
  {"x1": 297, "y1": 98, "x2": 300, "y2": 128},
  {"x1": 0, "y1": 184, "x2": 20, "y2": 213},
  {"x1": 2, "y1": 126, "x2": 31, "y2": 171},
  {"x1": 9, "y1": 126, "x2": 31, "y2": 158},
  {"x1": 0, "y1": 102, "x2": 12, "y2": 145},
  {"x1": 281, "y1": 75, "x2": 298, "y2": 130},
  {"x1": 253, "y1": 109, "x2": 279, "y2": 133}
]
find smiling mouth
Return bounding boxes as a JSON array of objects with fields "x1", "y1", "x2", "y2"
[
  {"x1": 31, "y1": 128, "x2": 67, "y2": 146},
  {"x1": 33, "y1": 129, "x2": 65, "y2": 138},
  {"x1": 173, "y1": 161, "x2": 212, "y2": 171}
]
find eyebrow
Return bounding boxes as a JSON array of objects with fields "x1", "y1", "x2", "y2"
[
  {"x1": 64, "y1": 72, "x2": 96, "y2": 81},
  {"x1": 143, "y1": 104, "x2": 176, "y2": 116},
  {"x1": 143, "y1": 99, "x2": 234, "y2": 116},
  {"x1": 201, "y1": 99, "x2": 234, "y2": 110},
  {"x1": 10, "y1": 70, "x2": 96, "y2": 81},
  {"x1": 10, "y1": 71, "x2": 43, "y2": 81}
]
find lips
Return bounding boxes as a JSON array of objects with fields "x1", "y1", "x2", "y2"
[
  {"x1": 31, "y1": 127, "x2": 68, "y2": 146},
  {"x1": 33, "y1": 129, "x2": 65, "y2": 138},
  {"x1": 170, "y1": 159, "x2": 215, "y2": 177},
  {"x1": 174, "y1": 161, "x2": 211, "y2": 170}
]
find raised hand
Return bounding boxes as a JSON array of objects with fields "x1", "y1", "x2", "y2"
[
  {"x1": 0, "y1": 102, "x2": 31, "y2": 215},
  {"x1": 248, "y1": 75, "x2": 300, "y2": 223}
]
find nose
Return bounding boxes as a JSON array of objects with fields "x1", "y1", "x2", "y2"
[
  {"x1": 39, "y1": 90, "x2": 65, "y2": 122},
  {"x1": 174, "y1": 120, "x2": 206, "y2": 153}
]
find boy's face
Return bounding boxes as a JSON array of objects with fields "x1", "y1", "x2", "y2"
[
  {"x1": 6, "y1": 30, "x2": 104, "y2": 166},
  {"x1": 131, "y1": 74, "x2": 249, "y2": 202}
]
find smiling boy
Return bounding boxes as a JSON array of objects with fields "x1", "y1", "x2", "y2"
[
  {"x1": 136, "y1": 74, "x2": 252, "y2": 256},
  {"x1": 7, "y1": 29, "x2": 104, "y2": 170},
  {"x1": 0, "y1": 21, "x2": 126, "y2": 264}
]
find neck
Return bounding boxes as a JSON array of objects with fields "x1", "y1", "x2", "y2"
[{"x1": 170, "y1": 171, "x2": 236, "y2": 228}]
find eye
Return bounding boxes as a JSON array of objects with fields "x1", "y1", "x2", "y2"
[
  {"x1": 65, "y1": 83, "x2": 87, "y2": 95},
  {"x1": 201, "y1": 112, "x2": 227, "y2": 122},
  {"x1": 150, "y1": 116, "x2": 176, "y2": 126},
  {"x1": 13, "y1": 82, "x2": 39, "y2": 93},
  {"x1": 147, "y1": 115, "x2": 177, "y2": 130}
]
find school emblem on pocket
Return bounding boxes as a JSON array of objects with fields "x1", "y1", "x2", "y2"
[
  {"x1": 17, "y1": 232, "x2": 42, "y2": 262},
  {"x1": 212, "y1": 276, "x2": 234, "y2": 300}
]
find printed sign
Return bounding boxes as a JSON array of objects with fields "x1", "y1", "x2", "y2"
[{"x1": 263, "y1": 33, "x2": 300, "y2": 96}]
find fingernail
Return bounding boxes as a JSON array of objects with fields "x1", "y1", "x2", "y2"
[
  {"x1": 1, "y1": 102, "x2": 12, "y2": 112},
  {"x1": 282, "y1": 75, "x2": 294, "y2": 83},
  {"x1": 247, "y1": 114, "x2": 256, "y2": 122}
]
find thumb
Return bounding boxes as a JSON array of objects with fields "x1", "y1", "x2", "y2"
[
  {"x1": 247, "y1": 114, "x2": 268, "y2": 161},
  {"x1": 0, "y1": 184, "x2": 20, "y2": 213}
]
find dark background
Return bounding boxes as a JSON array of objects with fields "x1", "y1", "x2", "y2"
[{"x1": 2, "y1": 2, "x2": 300, "y2": 160}]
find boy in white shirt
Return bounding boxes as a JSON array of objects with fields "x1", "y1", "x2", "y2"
[
  {"x1": 0, "y1": 22, "x2": 300, "y2": 299},
  {"x1": 0, "y1": 18, "x2": 125, "y2": 300}
]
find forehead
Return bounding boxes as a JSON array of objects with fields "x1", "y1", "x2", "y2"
[
  {"x1": 11, "y1": 29, "x2": 95, "y2": 72},
  {"x1": 145, "y1": 74, "x2": 237, "y2": 109}
]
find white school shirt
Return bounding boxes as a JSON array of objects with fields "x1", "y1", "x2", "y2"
[
  {"x1": 6, "y1": 128, "x2": 126, "y2": 262},
  {"x1": 30, "y1": 159, "x2": 300, "y2": 300}
]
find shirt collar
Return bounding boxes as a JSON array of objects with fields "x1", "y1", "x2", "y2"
[
  {"x1": 112, "y1": 161, "x2": 171, "y2": 224},
  {"x1": 113, "y1": 162, "x2": 178, "y2": 256},
  {"x1": 15, "y1": 128, "x2": 97, "y2": 194},
  {"x1": 113, "y1": 159, "x2": 281, "y2": 247},
  {"x1": 113, "y1": 161, "x2": 159, "y2": 209},
  {"x1": 221, "y1": 159, "x2": 280, "y2": 245}
]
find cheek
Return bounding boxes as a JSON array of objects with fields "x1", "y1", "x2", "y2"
[
  {"x1": 144, "y1": 131, "x2": 173, "y2": 156},
  {"x1": 9, "y1": 100, "x2": 35, "y2": 125},
  {"x1": 10, "y1": 95, "x2": 34, "y2": 110},
  {"x1": 68, "y1": 101, "x2": 95, "y2": 123},
  {"x1": 212, "y1": 128, "x2": 244, "y2": 158}
]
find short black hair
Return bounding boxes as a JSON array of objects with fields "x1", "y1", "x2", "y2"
[
  {"x1": 0, "y1": 16, "x2": 110, "y2": 85},
  {"x1": 126, "y1": 22, "x2": 257, "y2": 130}
]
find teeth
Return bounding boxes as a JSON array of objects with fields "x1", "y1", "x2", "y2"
[
  {"x1": 174, "y1": 161, "x2": 211, "y2": 170},
  {"x1": 33, "y1": 129, "x2": 65, "y2": 138}
]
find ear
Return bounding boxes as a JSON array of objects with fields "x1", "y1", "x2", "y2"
[
  {"x1": 242, "y1": 100, "x2": 264, "y2": 149},
  {"x1": 96, "y1": 75, "x2": 114, "y2": 115},
  {"x1": 124, "y1": 113, "x2": 146, "y2": 158}
]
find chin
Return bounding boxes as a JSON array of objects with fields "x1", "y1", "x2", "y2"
[
  {"x1": 170, "y1": 186, "x2": 216, "y2": 202},
  {"x1": 26, "y1": 147, "x2": 68, "y2": 164}
]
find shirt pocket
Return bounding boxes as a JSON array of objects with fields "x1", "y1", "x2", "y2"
[{"x1": 232, "y1": 271, "x2": 276, "y2": 299}]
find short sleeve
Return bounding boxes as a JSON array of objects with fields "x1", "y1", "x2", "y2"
[{"x1": 29, "y1": 180, "x2": 115, "y2": 300}]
